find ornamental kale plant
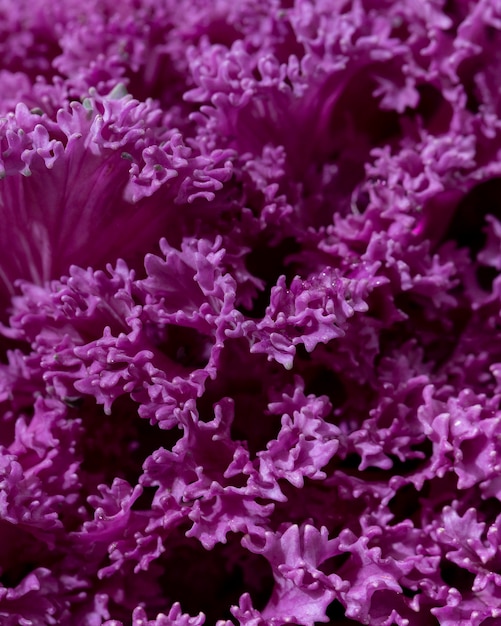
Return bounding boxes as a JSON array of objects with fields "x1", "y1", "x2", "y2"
[{"x1": 2, "y1": 0, "x2": 501, "y2": 624}]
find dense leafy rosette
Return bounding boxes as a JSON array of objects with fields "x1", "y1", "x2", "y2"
[{"x1": 1, "y1": 0, "x2": 501, "y2": 625}]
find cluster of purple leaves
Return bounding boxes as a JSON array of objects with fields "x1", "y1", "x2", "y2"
[{"x1": 2, "y1": 0, "x2": 501, "y2": 624}]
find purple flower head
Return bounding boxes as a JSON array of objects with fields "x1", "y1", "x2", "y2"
[{"x1": 2, "y1": 1, "x2": 501, "y2": 625}]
